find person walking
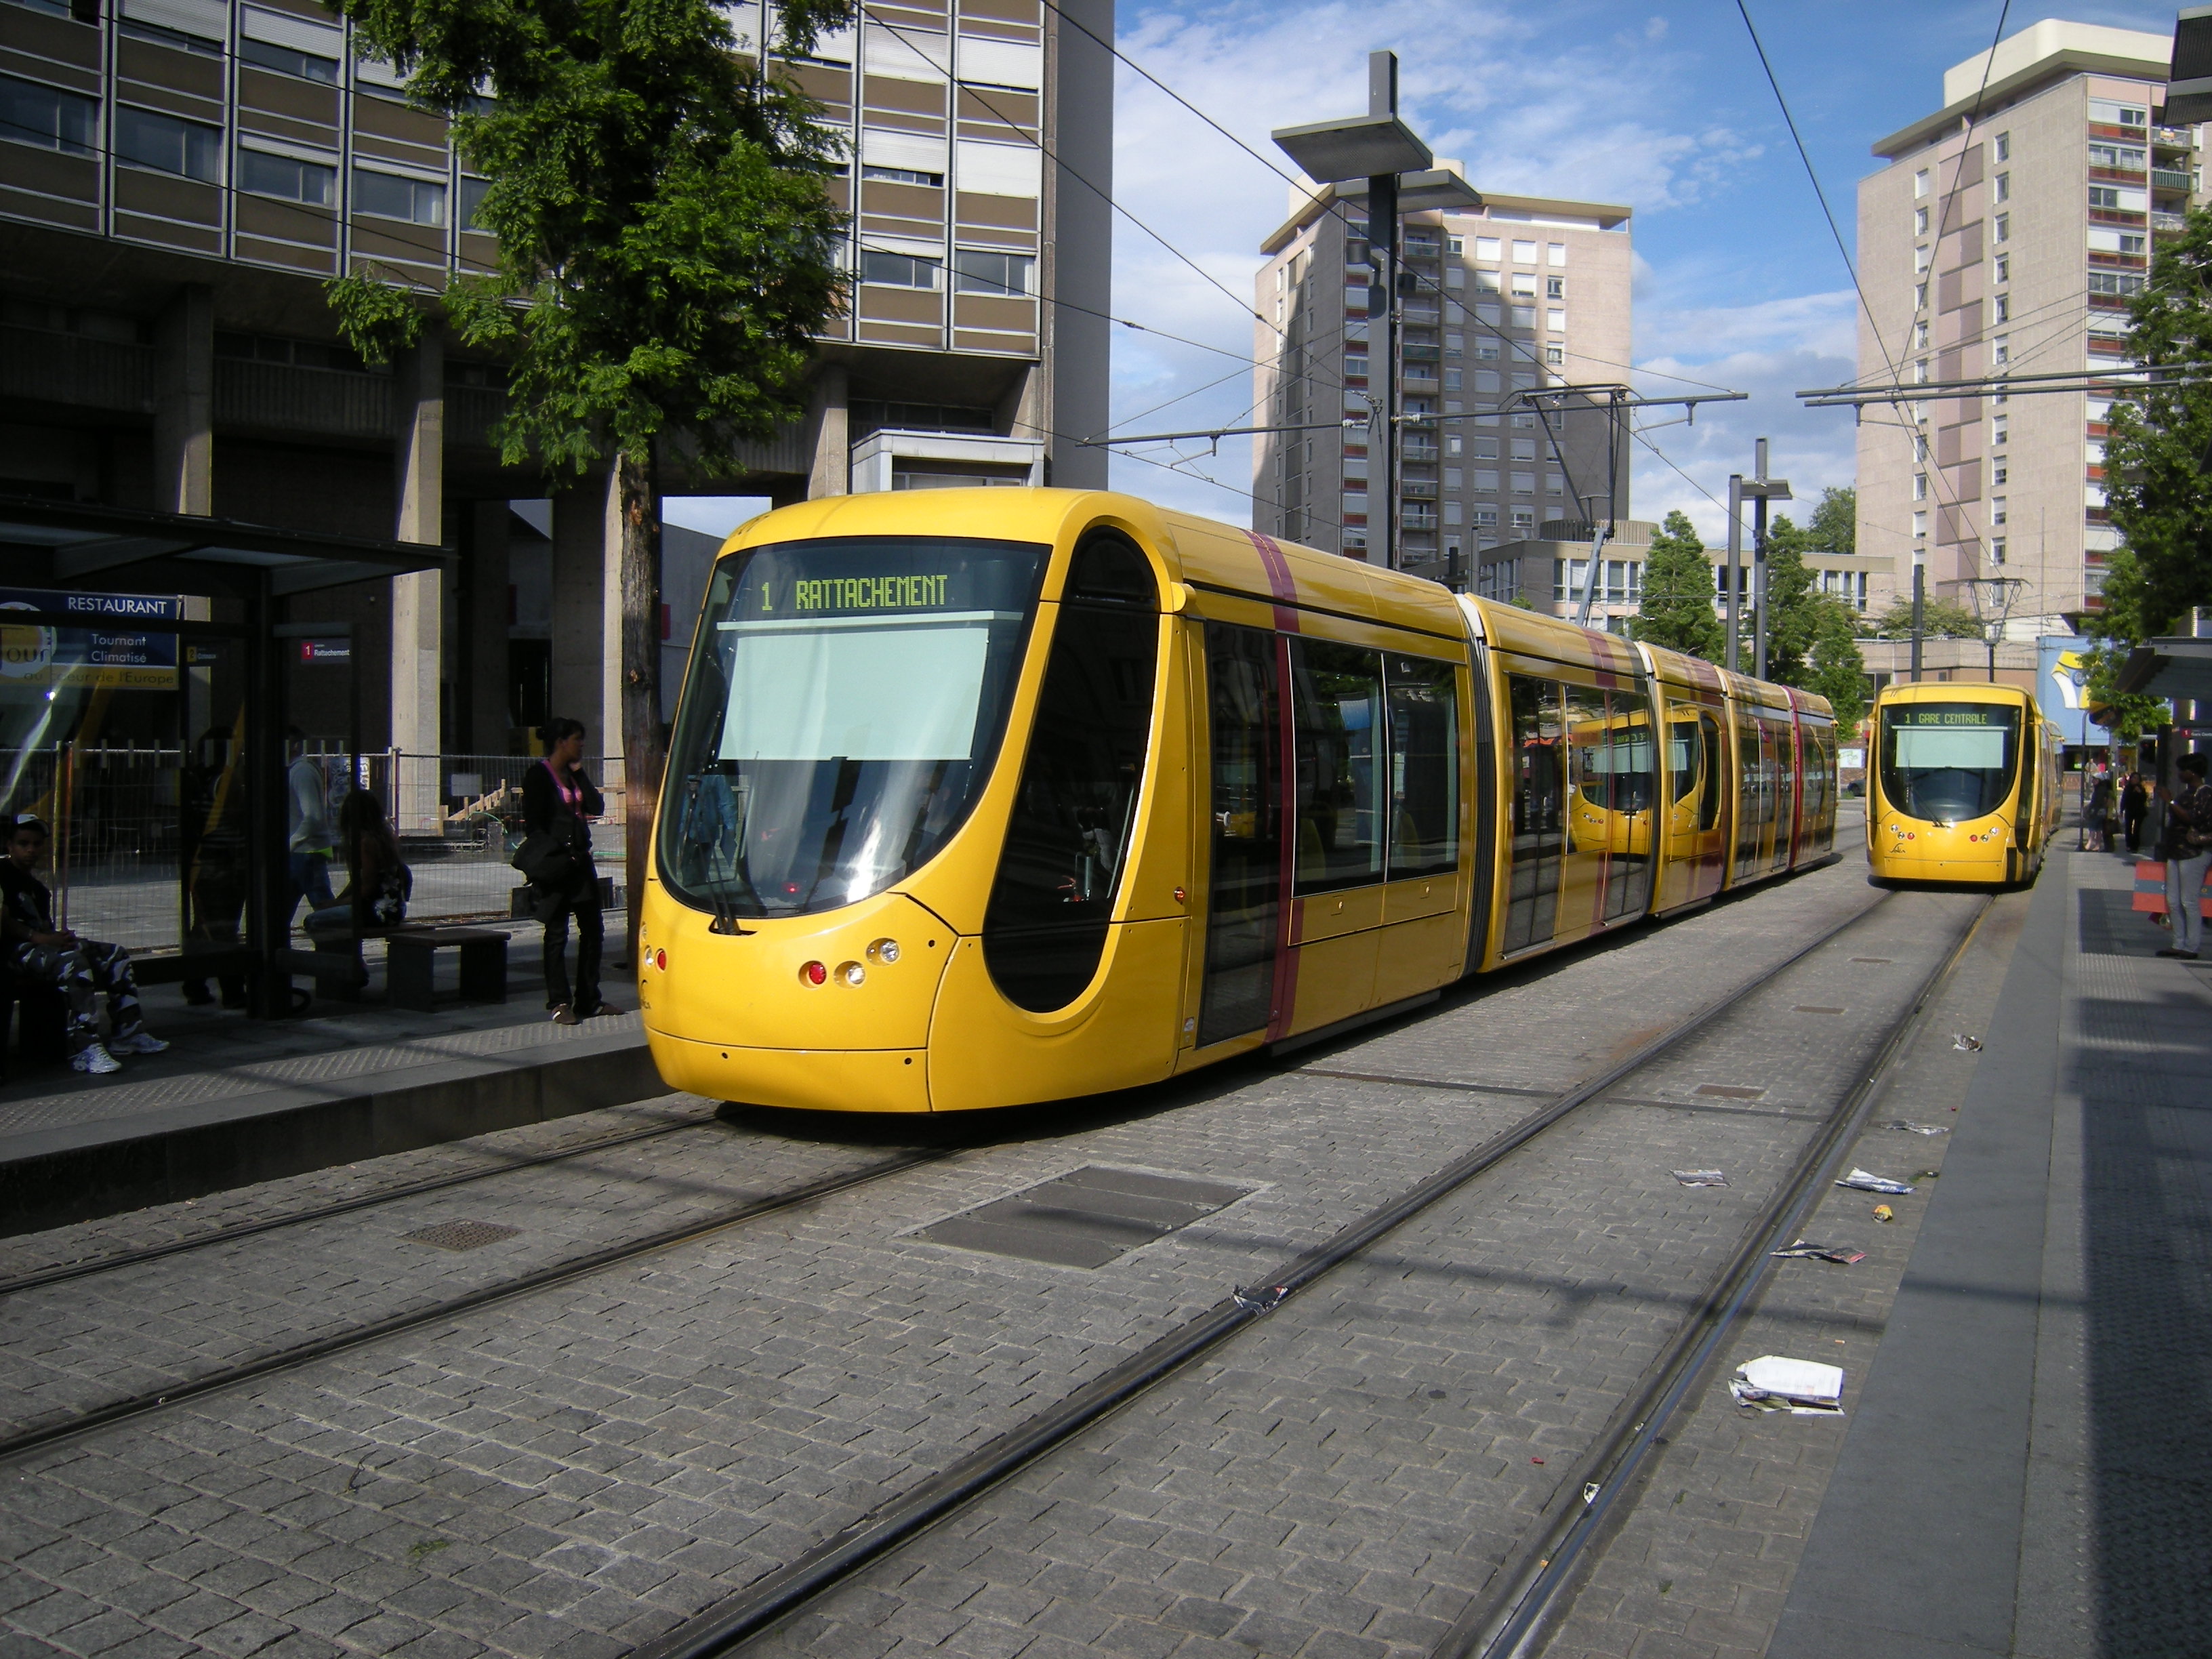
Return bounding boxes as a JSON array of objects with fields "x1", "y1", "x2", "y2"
[
  {"x1": 2083, "y1": 764, "x2": 2112, "y2": 853},
  {"x1": 2159, "y1": 753, "x2": 2212, "y2": 961},
  {"x1": 520, "y1": 718, "x2": 620, "y2": 1024},
  {"x1": 2, "y1": 816, "x2": 169, "y2": 1075},
  {"x1": 2121, "y1": 769, "x2": 2150, "y2": 855}
]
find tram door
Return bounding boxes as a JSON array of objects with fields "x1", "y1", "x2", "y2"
[{"x1": 1197, "y1": 624, "x2": 1282, "y2": 1046}]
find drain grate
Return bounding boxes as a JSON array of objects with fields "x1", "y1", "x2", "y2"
[
  {"x1": 403, "y1": 1220, "x2": 521, "y2": 1252},
  {"x1": 915, "y1": 1166, "x2": 1253, "y2": 1269},
  {"x1": 1695, "y1": 1084, "x2": 1768, "y2": 1101}
]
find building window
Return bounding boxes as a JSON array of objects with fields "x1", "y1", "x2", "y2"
[
  {"x1": 1511, "y1": 306, "x2": 1536, "y2": 329},
  {"x1": 1915, "y1": 205, "x2": 1930, "y2": 234},
  {"x1": 2089, "y1": 185, "x2": 2126, "y2": 209},
  {"x1": 861, "y1": 249, "x2": 940, "y2": 288},
  {"x1": 1343, "y1": 491, "x2": 1368, "y2": 516},
  {"x1": 1511, "y1": 472, "x2": 1535, "y2": 495},
  {"x1": 1475, "y1": 271, "x2": 1502, "y2": 294},
  {"x1": 1916, "y1": 244, "x2": 1932, "y2": 272},
  {"x1": 1548, "y1": 242, "x2": 1566, "y2": 265},
  {"x1": 116, "y1": 105, "x2": 222, "y2": 181},
  {"x1": 1992, "y1": 537, "x2": 2007, "y2": 565},
  {"x1": 1443, "y1": 368, "x2": 1462, "y2": 390},
  {"x1": 1511, "y1": 508, "x2": 1535, "y2": 531},
  {"x1": 1992, "y1": 496, "x2": 2007, "y2": 526},
  {"x1": 458, "y1": 175, "x2": 492, "y2": 229},
  {"x1": 1443, "y1": 501, "x2": 1462, "y2": 525},
  {"x1": 1994, "y1": 171, "x2": 2009, "y2": 203},
  {"x1": 1547, "y1": 308, "x2": 1565, "y2": 332},
  {"x1": 0, "y1": 75, "x2": 97, "y2": 157},
  {"x1": 1994, "y1": 293, "x2": 2009, "y2": 321},
  {"x1": 1914, "y1": 432, "x2": 1929, "y2": 461},
  {"x1": 240, "y1": 37, "x2": 340, "y2": 83},
  {"x1": 1914, "y1": 320, "x2": 1929, "y2": 349},
  {"x1": 239, "y1": 147, "x2": 335, "y2": 205},
  {"x1": 1513, "y1": 239, "x2": 1537, "y2": 262},
  {"x1": 1994, "y1": 212, "x2": 2009, "y2": 243},
  {"x1": 953, "y1": 249, "x2": 1033, "y2": 295},
  {"x1": 1913, "y1": 472, "x2": 1928, "y2": 501},
  {"x1": 1914, "y1": 359, "x2": 1929, "y2": 384},
  {"x1": 1914, "y1": 168, "x2": 1930, "y2": 197},
  {"x1": 1546, "y1": 275, "x2": 1564, "y2": 299},
  {"x1": 1511, "y1": 271, "x2": 1538, "y2": 296},
  {"x1": 1473, "y1": 469, "x2": 1500, "y2": 491},
  {"x1": 1474, "y1": 506, "x2": 1498, "y2": 527},
  {"x1": 1992, "y1": 460, "x2": 2007, "y2": 487},
  {"x1": 1444, "y1": 331, "x2": 1462, "y2": 359},
  {"x1": 1475, "y1": 236, "x2": 1500, "y2": 261},
  {"x1": 119, "y1": 18, "x2": 222, "y2": 54},
  {"x1": 861, "y1": 164, "x2": 943, "y2": 187},
  {"x1": 2088, "y1": 141, "x2": 2146, "y2": 170},
  {"x1": 354, "y1": 165, "x2": 445, "y2": 224},
  {"x1": 2089, "y1": 270, "x2": 2146, "y2": 297},
  {"x1": 1448, "y1": 235, "x2": 1464, "y2": 254},
  {"x1": 1995, "y1": 132, "x2": 2009, "y2": 161},
  {"x1": 1544, "y1": 345, "x2": 1563, "y2": 366},
  {"x1": 1444, "y1": 466, "x2": 1462, "y2": 489},
  {"x1": 1913, "y1": 510, "x2": 1927, "y2": 539},
  {"x1": 1992, "y1": 413, "x2": 2008, "y2": 444},
  {"x1": 1446, "y1": 434, "x2": 1463, "y2": 456},
  {"x1": 1914, "y1": 281, "x2": 1928, "y2": 310},
  {"x1": 1995, "y1": 254, "x2": 2009, "y2": 283},
  {"x1": 1992, "y1": 333, "x2": 2009, "y2": 364},
  {"x1": 1546, "y1": 473, "x2": 1563, "y2": 495}
]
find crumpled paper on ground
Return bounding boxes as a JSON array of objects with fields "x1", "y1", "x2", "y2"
[{"x1": 1729, "y1": 1355, "x2": 1846, "y2": 1415}]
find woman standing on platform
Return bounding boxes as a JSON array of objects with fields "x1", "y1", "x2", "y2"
[
  {"x1": 519, "y1": 718, "x2": 621, "y2": 1024},
  {"x1": 2121, "y1": 770, "x2": 2149, "y2": 855}
]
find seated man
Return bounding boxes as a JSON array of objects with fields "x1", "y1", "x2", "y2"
[{"x1": 1, "y1": 815, "x2": 169, "y2": 1075}]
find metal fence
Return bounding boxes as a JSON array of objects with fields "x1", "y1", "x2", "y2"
[{"x1": 0, "y1": 744, "x2": 633, "y2": 961}]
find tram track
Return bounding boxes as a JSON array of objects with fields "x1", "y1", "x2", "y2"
[
  {"x1": 630, "y1": 886, "x2": 1940, "y2": 1659},
  {"x1": 0, "y1": 1144, "x2": 951, "y2": 1464},
  {"x1": 0, "y1": 1112, "x2": 729, "y2": 1299}
]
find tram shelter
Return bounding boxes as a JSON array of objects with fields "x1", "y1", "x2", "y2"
[{"x1": 0, "y1": 495, "x2": 454, "y2": 1020}]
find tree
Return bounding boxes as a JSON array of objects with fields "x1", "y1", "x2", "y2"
[
  {"x1": 1629, "y1": 510, "x2": 1725, "y2": 659},
  {"x1": 1801, "y1": 485, "x2": 1856, "y2": 555},
  {"x1": 323, "y1": 0, "x2": 855, "y2": 964},
  {"x1": 2104, "y1": 207, "x2": 2212, "y2": 635},
  {"x1": 1761, "y1": 510, "x2": 1867, "y2": 727},
  {"x1": 2078, "y1": 548, "x2": 2171, "y2": 748},
  {"x1": 1869, "y1": 594, "x2": 1983, "y2": 640}
]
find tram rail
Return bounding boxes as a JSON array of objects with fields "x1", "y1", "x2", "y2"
[{"x1": 629, "y1": 886, "x2": 1965, "y2": 1659}]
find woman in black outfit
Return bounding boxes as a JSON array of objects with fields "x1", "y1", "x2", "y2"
[{"x1": 522, "y1": 718, "x2": 619, "y2": 1023}]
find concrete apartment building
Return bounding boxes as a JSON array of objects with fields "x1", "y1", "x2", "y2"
[
  {"x1": 1859, "y1": 19, "x2": 2197, "y2": 636},
  {"x1": 0, "y1": 0, "x2": 1109, "y2": 758},
  {"x1": 1250, "y1": 174, "x2": 1633, "y2": 578}
]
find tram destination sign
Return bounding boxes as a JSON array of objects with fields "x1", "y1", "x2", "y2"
[
  {"x1": 0, "y1": 586, "x2": 182, "y2": 691},
  {"x1": 1891, "y1": 708, "x2": 2006, "y2": 726}
]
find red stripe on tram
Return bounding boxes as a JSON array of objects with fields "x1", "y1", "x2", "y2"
[{"x1": 1245, "y1": 530, "x2": 1302, "y2": 633}]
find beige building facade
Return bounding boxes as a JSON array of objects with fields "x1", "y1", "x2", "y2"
[
  {"x1": 1250, "y1": 175, "x2": 1632, "y2": 574},
  {"x1": 1859, "y1": 20, "x2": 2198, "y2": 638}
]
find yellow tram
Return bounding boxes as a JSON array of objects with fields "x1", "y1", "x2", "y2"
[
  {"x1": 639, "y1": 489, "x2": 1839, "y2": 1113},
  {"x1": 1866, "y1": 681, "x2": 2062, "y2": 886}
]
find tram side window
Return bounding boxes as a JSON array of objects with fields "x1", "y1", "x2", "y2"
[
  {"x1": 1387, "y1": 655, "x2": 1459, "y2": 878},
  {"x1": 1503, "y1": 673, "x2": 1565, "y2": 954},
  {"x1": 1291, "y1": 640, "x2": 1385, "y2": 895},
  {"x1": 1696, "y1": 710, "x2": 1724, "y2": 831},
  {"x1": 982, "y1": 533, "x2": 1160, "y2": 1012}
]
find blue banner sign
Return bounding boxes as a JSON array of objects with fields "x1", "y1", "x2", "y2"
[{"x1": 0, "y1": 586, "x2": 183, "y2": 691}]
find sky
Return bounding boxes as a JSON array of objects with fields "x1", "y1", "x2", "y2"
[{"x1": 665, "y1": 0, "x2": 2182, "y2": 546}]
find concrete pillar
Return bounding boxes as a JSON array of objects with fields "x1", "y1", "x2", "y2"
[
  {"x1": 467, "y1": 499, "x2": 510, "y2": 754},
  {"x1": 391, "y1": 334, "x2": 445, "y2": 832},
  {"x1": 153, "y1": 285, "x2": 213, "y2": 515},
  {"x1": 998, "y1": 365, "x2": 1046, "y2": 483},
  {"x1": 805, "y1": 365, "x2": 850, "y2": 499},
  {"x1": 550, "y1": 471, "x2": 622, "y2": 773}
]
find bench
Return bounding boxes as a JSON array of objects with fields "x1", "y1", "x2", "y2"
[{"x1": 283, "y1": 924, "x2": 508, "y2": 1011}]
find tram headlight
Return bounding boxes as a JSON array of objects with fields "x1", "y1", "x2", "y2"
[
  {"x1": 867, "y1": 938, "x2": 901, "y2": 964},
  {"x1": 836, "y1": 960, "x2": 865, "y2": 987}
]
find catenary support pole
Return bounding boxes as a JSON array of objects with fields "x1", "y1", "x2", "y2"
[
  {"x1": 1725, "y1": 474, "x2": 1743, "y2": 674},
  {"x1": 1910, "y1": 553, "x2": 1925, "y2": 682},
  {"x1": 1753, "y1": 436, "x2": 1770, "y2": 682}
]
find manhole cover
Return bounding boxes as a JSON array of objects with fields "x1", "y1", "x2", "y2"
[
  {"x1": 403, "y1": 1220, "x2": 521, "y2": 1251},
  {"x1": 1794, "y1": 1005, "x2": 1845, "y2": 1014},
  {"x1": 915, "y1": 1166, "x2": 1253, "y2": 1269},
  {"x1": 1695, "y1": 1084, "x2": 1768, "y2": 1101}
]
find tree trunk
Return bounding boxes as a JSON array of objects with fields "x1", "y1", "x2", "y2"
[{"x1": 617, "y1": 449, "x2": 663, "y2": 977}]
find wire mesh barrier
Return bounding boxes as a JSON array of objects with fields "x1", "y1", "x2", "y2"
[{"x1": 0, "y1": 745, "x2": 633, "y2": 965}]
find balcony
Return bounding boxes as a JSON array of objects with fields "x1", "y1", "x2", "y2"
[
  {"x1": 2152, "y1": 167, "x2": 2195, "y2": 192},
  {"x1": 214, "y1": 359, "x2": 392, "y2": 439},
  {"x1": 1400, "y1": 479, "x2": 1439, "y2": 501},
  {"x1": 0, "y1": 326, "x2": 155, "y2": 414},
  {"x1": 1401, "y1": 441, "x2": 1440, "y2": 462},
  {"x1": 2152, "y1": 125, "x2": 2196, "y2": 148},
  {"x1": 2153, "y1": 211, "x2": 2189, "y2": 234},
  {"x1": 1401, "y1": 342, "x2": 1441, "y2": 363},
  {"x1": 1401, "y1": 508, "x2": 1440, "y2": 531}
]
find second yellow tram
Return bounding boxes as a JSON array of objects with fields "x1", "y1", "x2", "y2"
[
  {"x1": 640, "y1": 489, "x2": 1839, "y2": 1113},
  {"x1": 1866, "y1": 681, "x2": 2062, "y2": 885}
]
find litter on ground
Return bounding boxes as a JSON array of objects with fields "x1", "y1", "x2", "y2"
[
  {"x1": 1880, "y1": 1120, "x2": 1951, "y2": 1135},
  {"x1": 1729, "y1": 1355, "x2": 1846, "y2": 1415},
  {"x1": 1837, "y1": 1168, "x2": 1917, "y2": 1195},
  {"x1": 1672, "y1": 1169, "x2": 1729, "y2": 1187},
  {"x1": 1770, "y1": 1240, "x2": 1867, "y2": 1265}
]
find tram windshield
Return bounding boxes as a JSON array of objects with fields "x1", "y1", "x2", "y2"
[
  {"x1": 658, "y1": 535, "x2": 1046, "y2": 917},
  {"x1": 1879, "y1": 701, "x2": 2021, "y2": 823}
]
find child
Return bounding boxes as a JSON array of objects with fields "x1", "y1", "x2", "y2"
[{"x1": 1, "y1": 815, "x2": 168, "y2": 1075}]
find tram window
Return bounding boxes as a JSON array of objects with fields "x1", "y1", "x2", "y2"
[
  {"x1": 1290, "y1": 640, "x2": 1385, "y2": 894},
  {"x1": 1387, "y1": 655, "x2": 1459, "y2": 878},
  {"x1": 1734, "y1": 707, "x2": 1764, "y2": 874},
  {"x1": 984, "y1": 532, "x2": 1160, "y2": 1012},
  {"x1": 1880, "y1": 703, "x2": 2021, "y2": 821},
  {"x1": 1573, "y1": 691, "x2": 1655, "y2": 815},
  {"x1": 1696, "y1": 710, "x2": 1723, "y2": 831},
  {"x1": 1502, "y1": 674, "x2": 1564, "y2": 953},
  {"x1": 657, "y1": 535, "x2": 1045, "y2": 918}
]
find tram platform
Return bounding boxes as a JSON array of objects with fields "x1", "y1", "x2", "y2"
[
  {"x1": 1763, "y1": 844, "x2": 2212, "y2": 1659},
  {"x1": 0, "y1": 918, "x2": 653, "y2": 1237}
]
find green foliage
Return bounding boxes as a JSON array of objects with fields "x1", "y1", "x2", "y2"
[
  {"x1": 2082, "y1": 639, "x2": 2170, "y2": 742},
  {"x1": 321, "y1": 0, "x2": 855, "y2": 474},
  {"x1": 1868, "y1": 593, "x2": 1983, "y2": 640},
  {"x1": 1629, "y1": 510, "x2": 1725, "y2": 660},
  {"x1": 2103, "y1": 205, "x2": 2212, "y2": 634},
  {"x1": 2084, "y1": 545, "x2": 2154, "y2": 647},
  {"x1": 1759, "y1": 512, "x2": 1867, "y2": 725},
  {"x1": 1804, "y1": 486, "x2": 1856, "y2": 556}
]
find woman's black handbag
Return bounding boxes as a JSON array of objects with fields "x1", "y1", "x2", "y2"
[{"x1": 510, "y1": 832, "x2": 579, "y2": 891}]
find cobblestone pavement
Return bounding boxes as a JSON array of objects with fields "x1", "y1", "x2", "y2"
[{"x1": 0, "y1": 853, "x2": 1916, "y2": 1659}]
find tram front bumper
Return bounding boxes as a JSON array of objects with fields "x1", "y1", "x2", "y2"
[{"x1": 646, "y1": 1030, "x2": 933, "y2": 1113}]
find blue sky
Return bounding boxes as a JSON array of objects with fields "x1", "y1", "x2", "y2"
[{"x1": 668, "y1": 1, "x2": 2180, "y2": 544}]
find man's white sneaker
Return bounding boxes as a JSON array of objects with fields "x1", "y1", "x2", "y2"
[
  {"x1": 71, "y1": 1044, "x2": 123, "y2": 1075},
  {"x1": 110, "y1": 1031, "x2": 169, "y2": 1055}
]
